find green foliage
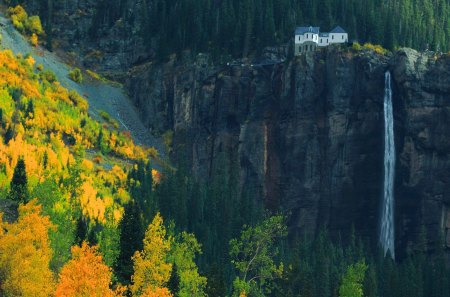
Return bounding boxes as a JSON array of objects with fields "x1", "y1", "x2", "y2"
[
  {"x1": 39, "y1": 69, "x2": 57, "y2": 83},
  {"x1": 9, "y1": 158, "x2": 29, "y2": 203},
  {"x1": 339, "y1": 261, "x2": 368, "y2": 297},
  {"x1": 98, "y1": 219, "x2": 121, "y2": 268},
  {"x1": 229, "y1": 215, "x2": 287, "y2": 296},
  {"x1": 352, "y1": 42, "x2": 362, "y2": 51},
  {"x1": 99, "y1": 110, "x2": 111, "y2": 122},
  {"x1": 26, "y1": 15, "x2": 44, "y2": 35},
  {"x1": 128, "y1": 161, "x2": 155, "y2": 222},
  {"x1": 32, "y1": 178, "x2": 76, "y2": 271},
  {"x1": 69, "y1": 67, "x2": 83, "y2": 84},
  {"x1": 170, "y1": 232, "x2": 207, "y2": 297}
]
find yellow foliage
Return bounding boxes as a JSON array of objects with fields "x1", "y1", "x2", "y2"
[
  {"x1": 80, "y1": 181, "x2": 106, "y2": 223},
  {"x1": 363, "y1": 43, "x2": 388, "y2": 55},
  {"x1": 27, "y1": 15, "x2": 44, "y2": 35},
  {"x1": 0, "y1": 200, "x2": 55, "y2": 297},
  {"x1": 141, "y1": 287, "x2": 173, "y2": 297},
  {"x1": 55, "y1": 242, "x2": 118, "y2": 297},
  {"x1": 25, "y1": 55, "x2": 35, "y2": 67},
  {"x1": 8, "y1": 5, "x2": 44, "y2": 41},
  {"x1": 8, "y1": 5, "x2": 27, "y2": 33},
  {"x1": 30, "y1": 32, "x2": 38, "y2": 46},
  {"x1": 131, "y1": 213, "x2": 172, "y2": 296},
  {"x1": 82, "y1": 159, "x2": 94, "y2": 172}
]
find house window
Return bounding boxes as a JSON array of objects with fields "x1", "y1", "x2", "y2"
[
  {"x1": 327, "y1": 39, "x2": 328, "y2": 43},
  {"x1": 320, "y1": 39, "x2": 322, "y2": 43},
  {"x1": 299, "y1": 36, "x2": 301, "y2": 41},
  {"x1": 306, "y1": 34, "x2": 308, "y2": 38},
  {"x1": 342, "y1": 35, "x2": 344, "y2": 40},
  {"x1": 332, "y1": 35, "x2": 334, "y2": 40}
]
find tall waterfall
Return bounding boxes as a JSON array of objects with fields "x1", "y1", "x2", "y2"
[{"x1": 380, "y1": 71, "x2": 395, "y2": 259}]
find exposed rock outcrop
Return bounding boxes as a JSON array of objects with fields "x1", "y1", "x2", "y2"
[{"x1": 126, "y1": 47, "x2": 450, "y2": 258}]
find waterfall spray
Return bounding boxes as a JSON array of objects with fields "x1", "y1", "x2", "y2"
[{"x1": 380, "y1": 71, "x2": 395, "y2": 259}]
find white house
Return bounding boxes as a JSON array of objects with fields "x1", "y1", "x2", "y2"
[{"x1": 295, "y1": 26, "x2": 348, "y2": 55}]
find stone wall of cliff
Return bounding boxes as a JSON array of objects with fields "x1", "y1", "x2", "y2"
[{"x1": 126, "y1": 47, "x2": 450, "y2": 258}]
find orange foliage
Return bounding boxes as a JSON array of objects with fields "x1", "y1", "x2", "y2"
[
  {"x1": 152, "y1": 169, "x2": 161, "y2": 185},
  {"x1": 0, "y1": 200, "x2": 55, "y2": 297},
  {"x1": 55, "y1": 242, "x2": 118, "y2": 297}
]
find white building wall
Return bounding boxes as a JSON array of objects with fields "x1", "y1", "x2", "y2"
[
  {"x1": 329, "y1": 33, "x2": 348, "y2": 44},
  {"x1": 318, "y1": 37, "x2": 330, "y2": 47},
  {"x1": 295, "y1": 33, "x2": 319, "y2": 45},
  {"x1": 295, "y1": 28, "x2": 348, "y2": 55}
]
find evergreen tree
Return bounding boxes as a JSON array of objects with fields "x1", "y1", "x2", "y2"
[
  {"x1": 167, "y1": 263, "x2": 180, "y2": 296},
  {"x1": 4, "y1": 125, "x2": 14, "y2": 144},
  {"x1": 74, "y1": 215, "x2": 87, "y2": 246},
  {"x1": 26, "y1": 99, "x2": 34, "y2": 118},
  {"x1": 9, "y1": 157, "x2": 29, "y2": 203},
  {"x1": 115, "y1": 201, "x2": 144, "y2": 284}
]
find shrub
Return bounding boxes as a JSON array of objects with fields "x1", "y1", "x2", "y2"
[
  {"x1": 352, "y1": 42, "x2": 362, "y2": 51},
  {"x1": 40, "y1": 69, "x2": 57, "y2": 83},
  {"x1": 86, "y1": 69, "x2": 101, "y2": 80},
  {"x1": 8, "y1": 5, "x2": 44, "y2": 46},
  {"x1": 363, "y1": 43, "x2": 388, "y2": 55},
  {"x1": 8, "y1": 5, "x2": 27, "y2": 33},
  {"x1": 25, "y1": 15, "x2": 43, "y2": 35},
  {"x1": 98, "y1": 110, "x2": 111, "y2": 122},
  {"x1": 29, "y1": 33, "x2": 38, "y2": 47},
  {"x1": 69, "y1": 68, "x2": 83, "y2": 83},
  {"x1": 68, "y1": 90, "x2": 88, "y2": 112}
]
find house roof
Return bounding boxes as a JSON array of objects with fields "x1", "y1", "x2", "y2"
[
  {"x1": 330, "y1": 26, "x2": 346, "y2": 33},
  {"x1": 295, "y1": 26, "x2": 320, "y2": 35}
]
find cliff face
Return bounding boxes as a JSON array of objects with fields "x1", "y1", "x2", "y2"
[
  {"x1": 126, "y1": 47, "x2": 450, "y2": 257},
  {"x1": 21, "y1": 0, "x2": 150, "y2": 76},
  {"x1": 392, "y1": 49, "x2": 450, "y2": 253}
]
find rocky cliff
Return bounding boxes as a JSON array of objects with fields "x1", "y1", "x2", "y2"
[
  {"x1": 16, "y1": 0, "x2": 151, "y2": 77},
  {"x1": 126, "y1": 47, "x2": 450, "y2": 258}
]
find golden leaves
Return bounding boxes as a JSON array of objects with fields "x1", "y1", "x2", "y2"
[
  {"x1": 131, "y1": 213, "x2": 172, "y2": 296},
  {"x1": 141, "y1": 287, "x2": 173, "y2": 297},
  {"x1": 55, "y1": 242, "x2": 117, "y2": 297},
  {"x1": 0, "y1": 200, "x2": 55, "y2": 297}
]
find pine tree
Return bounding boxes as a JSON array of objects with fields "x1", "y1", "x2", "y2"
[
  {"x1": 75, "y1": 216, "x2": 87, "y2": 246},
  {"x1": 9, "y1": 157, "x2": 29, "y2": 203},
  {"x1": 167, "y1": 263, "x2": 180, "y2": 296},
  {"x1": 4, "y1": 125, "x2": 14, "y2": 144},
  {"x1": 115, "y1": 201, "x2": 144, "y2": 284},
  {"x1": 26, "y1": 99, "x2": 34, "y2": 118}
]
